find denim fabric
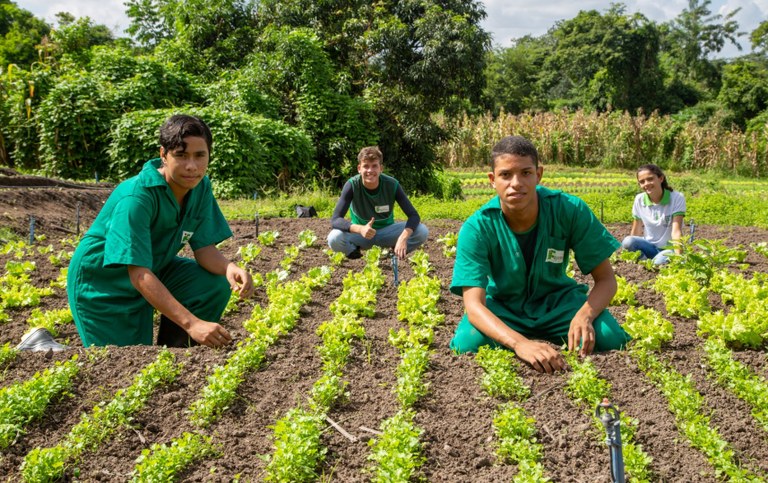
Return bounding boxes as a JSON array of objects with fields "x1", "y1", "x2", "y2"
[{"x1": 327, "y1": 222, "x2": 428, "y2": 255}]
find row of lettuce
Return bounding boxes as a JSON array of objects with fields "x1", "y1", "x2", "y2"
[{"x1": 2, "y1": 231, "x2": 768, "y2": 480}]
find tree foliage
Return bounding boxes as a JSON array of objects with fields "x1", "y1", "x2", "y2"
[
  {"x1": 0, "y1": 0, "x2": 50, "y2": 67},
  {"x1": 254, "y1": 0, "x2": 491, "y2": 191}
]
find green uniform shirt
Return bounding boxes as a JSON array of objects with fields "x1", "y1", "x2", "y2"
[
  {"x1": 348, "y1": 174, "x2": 398, "y2": 229},
  {"x1": 450, "y1": 186, "x2": 620, "y2": 325},
  {"x1": 67, "y1": 159, "x2": 232, "y2": 345}
]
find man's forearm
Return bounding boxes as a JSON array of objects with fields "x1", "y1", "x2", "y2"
[{"x1": 128, "y1": 266, "x2": 197, "y2": 330}]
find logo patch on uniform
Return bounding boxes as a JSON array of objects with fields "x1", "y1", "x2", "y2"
[
  {"x1": 375, "y1": 205, "x2": 390, "y2": 214},
  {"x1": 545, "y1": 248, "x2": 564, "y2": 264},
  {"x1": 181, "y1": 231, "x2": 194, "y2": 244}
]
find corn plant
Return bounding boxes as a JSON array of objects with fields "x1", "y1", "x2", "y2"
[
  {"x1": 22, "y1": 350, "x2": 182, "y2": 482},
  {"x1": 131, "y1": 432, "x2": 217, "y2": 483},
  {"x1": 0, "y1": 355, "x2": 80, "y2": 449}
]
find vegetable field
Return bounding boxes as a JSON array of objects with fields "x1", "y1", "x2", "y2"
[{"x1": 2, "y1": 187, "x2": 768, "y2": 482}]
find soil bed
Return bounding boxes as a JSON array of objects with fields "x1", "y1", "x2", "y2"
[{"x1": 1, "y1": 185, "x2": 768, "y2": 481}]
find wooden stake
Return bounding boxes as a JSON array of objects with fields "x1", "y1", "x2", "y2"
[
  {"x1": 326, "y1": 416, "x2": 358, "y2": 442},
  {"x1": 358, "y1": 425, "x2": 383, "y2": 436}
]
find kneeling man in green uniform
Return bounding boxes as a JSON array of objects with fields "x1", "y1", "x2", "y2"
[
  {"x1": 450, "y1": 135, "x2": 630, "y2": 373},
  {"x1": 67, "y1": 114, "x2": 253, "y2": 348}
]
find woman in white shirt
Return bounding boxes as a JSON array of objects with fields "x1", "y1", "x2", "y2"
[{"x1": 621, "y1": 164, "x2": 686, "y2": 265}]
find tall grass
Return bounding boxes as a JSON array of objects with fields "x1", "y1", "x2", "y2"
[{"x1": 435, "y1": 110, "x2": 768, "y2": 177}]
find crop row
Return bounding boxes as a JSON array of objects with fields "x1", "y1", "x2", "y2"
[
  {"x1": 368, "y1": 251, "x2": 443, "y2": 482},
  {"x1": 265, "y1": 247, "x2": 384, "y2": 482}
]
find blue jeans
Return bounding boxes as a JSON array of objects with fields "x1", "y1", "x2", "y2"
[
  {"x1": 621, "y1": 236, "x2": 673, "y2": 265},
  {"x1": 327, "y1": 222, "x2": 429, "y2": 255}
]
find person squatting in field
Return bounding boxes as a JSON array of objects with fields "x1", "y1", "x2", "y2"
[
  {"x1": 67, "y1": 114, "x2": 254, "y2": 348},
  {"x1": 621, "y1": 164, "x2": 686, "y2": 266},
  {"x1": 327, "y1": 146, "x2": 429, "y2": 260},
  {"x1": 449, "y1": 135, "x2": 631, "y2": 373}
]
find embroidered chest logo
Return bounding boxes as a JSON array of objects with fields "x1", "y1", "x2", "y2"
[
  {"x1": 375, "y1": 205, "x2": 390, "y2": 213},
  {"x1": 545, "y1": 248, "x2": 564, "y2": 264},
  {"x1": 181, "y1": 231, "x2": 194, "y2": 244}
]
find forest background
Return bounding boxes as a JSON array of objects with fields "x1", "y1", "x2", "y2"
[{"x1": 2, "y1": 0, "x2": 768, "y2": 200}]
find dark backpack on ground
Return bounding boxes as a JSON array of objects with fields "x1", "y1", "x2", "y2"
[{"x1": 296, "y1": 205, "x2": 318, "y2": 218}]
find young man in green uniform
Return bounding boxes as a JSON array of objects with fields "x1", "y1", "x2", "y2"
[
  {"x1": 450, "y1": 136, "x2": 630, "y2": 373},
  {"x1": 67, "y1": 115, "x2": 253, "y2": 348},
  {"x1": 327, "y1": 146, "x2": 428, "y2": 259}
]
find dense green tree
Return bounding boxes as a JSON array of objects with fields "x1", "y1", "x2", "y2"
[
  {"x1": 482, "y1": 36, "x2": 551, "y2": 114},
  {"x1": 718, "y1": 59, "x2": 768, "y2": 128},
  {"x1": 124, "y1": 0, "x2": 174, "y2": 49},
  {"x1": 255, "y1": 0, "x2": 490, "y2": 191},
  {"x1": 155, "y1": 0, "x2": 258, "y2": 75},
  {"x1": 240, "y1": 27, "x2": 377, "y2": 175},
  {"x1": 541, "y1": 5, "x2": 664, "y2": 112},
  {"x1": 50, "y1": 13, "x2": 114, "y2": 65},
  {"x1": 751, "y1": 20, "x2": 768, "y2": 55},
  {"x1": 661, "y1": 0, "x2": 742, "y2": 86},
  {"x1": 0, "y1": 0, "x2": 51, "y2": 67}
]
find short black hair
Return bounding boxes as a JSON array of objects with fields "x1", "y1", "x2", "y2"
[
  {"x1": 159, "y1": 115, "x2": 213, "y2": 154},
  {"x1": 490, "y1": 135, "x2": 539, "y2": 170}
]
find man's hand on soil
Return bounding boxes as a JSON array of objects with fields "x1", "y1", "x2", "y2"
[
  {"x1": 513, "y1": 340, "x2": 566, "y2": 373},
  {"x1": 189, "y1": 321, "x2": 232, "y2": 348}
]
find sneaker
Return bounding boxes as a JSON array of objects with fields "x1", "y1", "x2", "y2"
[
  {"x1": 16, "y1": 327, "x2": 68, "y2": 352},
  {"x1": 347, "y1": 247, "x2": 362, "y2": 259}
]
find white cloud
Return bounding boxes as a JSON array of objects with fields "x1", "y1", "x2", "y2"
[{"x1": 17, "y1": 0, "x2": 130, "y2": 35}]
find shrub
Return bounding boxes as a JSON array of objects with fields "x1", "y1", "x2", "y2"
[{"x1": 107, "y1": 107, "x2": 316, "y2": 198}]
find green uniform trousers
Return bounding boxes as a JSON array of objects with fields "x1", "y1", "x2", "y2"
[
  {"x1": 72, "y1": 257, "x2": 231, "y2": 347},
  {"x1": 450, "y1": 297, "x2": 630, "y2": 354}
]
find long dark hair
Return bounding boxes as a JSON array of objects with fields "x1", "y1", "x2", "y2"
[{"x1": 636, "y1": 164, "x2": 673, "y2": 192}]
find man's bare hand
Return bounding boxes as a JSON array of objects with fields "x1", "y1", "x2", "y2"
[
  {"x1": 568, "y1": 316, "x2": 595, "y2": 356},
  {"x1": 360, "y1": 217, "x2": 376, "y2": 239},
  {"x1": 188, "y1": 320, "x2": 232, "y2": 348},
  {"x1": 513, "y1": 340, "x2": 566, "y2": 373},
  {"x1": 226, "y1": 263, "x2": 254, "y2": 299}
]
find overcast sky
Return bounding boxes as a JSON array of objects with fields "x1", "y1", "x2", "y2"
[{"x1": 17, "y1": 0, "x2": 768, "y2": 58}]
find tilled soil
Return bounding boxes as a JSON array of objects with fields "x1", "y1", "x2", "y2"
[{"x1": 1, "y1": 185, "x2": 768, "y2": 482}]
